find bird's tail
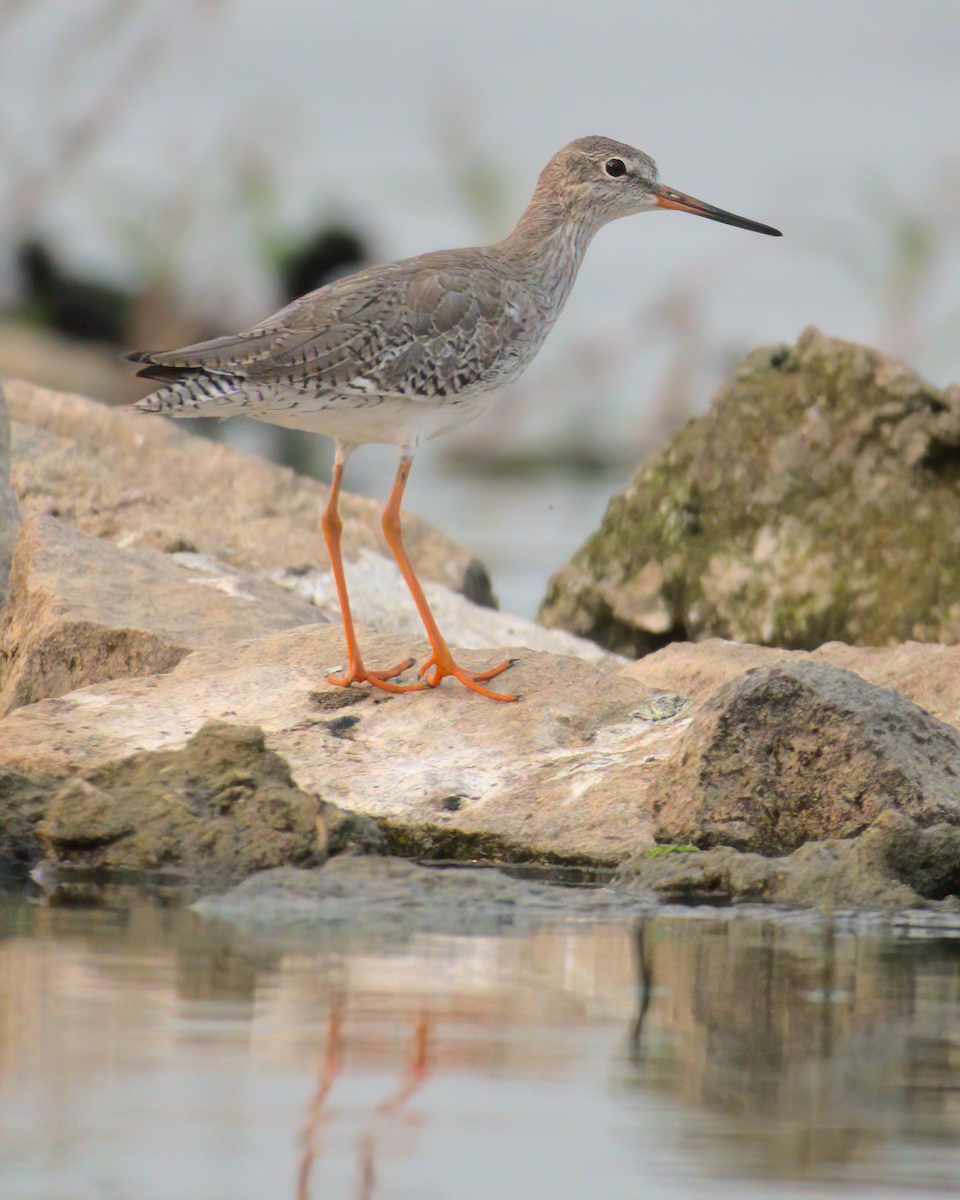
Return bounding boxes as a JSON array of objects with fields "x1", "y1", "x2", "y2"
[{"x1": 126, "y1": 350, "x2": 245, "y2": 416}]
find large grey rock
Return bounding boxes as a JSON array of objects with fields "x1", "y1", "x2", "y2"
[
  {"x1": 0, "y1": 379, "x2": 21, "y2": 605},
  {"x1": 652, "y1": 659, "x2": 960, "y2": 854},
  {"x1": 539, "y1": 328, "x2": 960, "y2": 654},
  {"x1": 0, "y1": 514, "x2": 322, "y2": 717}
]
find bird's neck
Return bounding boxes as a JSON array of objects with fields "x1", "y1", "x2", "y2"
[{"x1": 497, "y1": 194, "x2": 601, "y2": 319}]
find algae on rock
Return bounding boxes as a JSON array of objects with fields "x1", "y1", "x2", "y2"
[{"x1": 38, "y1": 721, "x2": 326, "y2": 887}]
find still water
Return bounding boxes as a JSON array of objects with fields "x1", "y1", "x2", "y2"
[{"x1": 2, "y1": 893, "x2": 960, "y2": 1199}]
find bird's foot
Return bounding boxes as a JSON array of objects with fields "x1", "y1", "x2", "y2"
[
  {"x1": 417, "y1": 650, "x2": 518, "y2": 702},
  {"x1": 327, "y1": 657, "x2": 429, "y2": 694}
]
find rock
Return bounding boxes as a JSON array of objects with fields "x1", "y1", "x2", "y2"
[
  {"x1": 0, "y1": 766, "x2": 49, "y2": 883},
  {"x1": 775, "y1": 812, "x2": 960, "y2": 908},
  {"x1": 4, "y1": 634, "x2": 960, "y2": 882},
  {"x1": 4, "y1": 376, "x2": 488, "y2": 602},
  {"x1": 616, "y1": 843, "x2": 788, "y2": 903},
  {"x1": 38, "y1": 721, "x2": 325, "y2": 886},
  {"x1": 324, "y1": 804, "x2": 390, "y2": 856},
  {"x1": 2, "y1": 375, "x2": 611, "y2": 677},
  {"x1": 539, "y1": 327, "x2": 960, "y2": 654},
  {"x1": 193, "y1": 856, "x2": 645, "y2": 935},
  {"x1": 652, "y1": 659, "x2": 960, "y2": 854},
  {"x1": 0, "y1": 513, "x2": 616, "y2": 718},
  {"x1": 4, "y1": 604, "x2": 960, "y2": 906},
  {"x1": 616, "y1": 811, "x2": 960, "y2": 909},
  {"x1": 0, "y1": 379, "x2": 21, "y2": 605},
  {"x1": 0, "y1": 378, "x2": 623, "y2": 719},
  {"x1": 0, "y1": 625, "x2": 677, "y2": 864},
  {"x1": 625, "y1": 638, "x2": 960, "y2": 729},
  {"x1": 1, "y1": 375, "x2": 612, "y2": 682},
  {"x1": 0, "y1": 514, "x2": 322, "y2": 716}
]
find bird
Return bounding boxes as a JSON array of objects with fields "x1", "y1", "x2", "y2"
[{"x1": 127, "y1": 136, "x2": 781, "y2": 702}]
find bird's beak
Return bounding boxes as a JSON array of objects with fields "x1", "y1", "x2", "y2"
[{"x1": 654, "y1": 184, "x2": 782, "y2": 236}]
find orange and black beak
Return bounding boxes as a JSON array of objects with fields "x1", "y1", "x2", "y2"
[{"x1": 655, "y1": 185, "x2": 781, "y2": 236}]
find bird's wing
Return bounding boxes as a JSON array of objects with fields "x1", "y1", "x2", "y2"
[
  {"x1": 127, "y1": 256, "x2": 534, "y2": 400},
  {"x1": 126, "y1": 329, "x2": 282, "y2": 377}
]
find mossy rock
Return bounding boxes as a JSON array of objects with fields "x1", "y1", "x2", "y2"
[{"x1": 539, "y1": 327, "x2": 960, "y2": 654}]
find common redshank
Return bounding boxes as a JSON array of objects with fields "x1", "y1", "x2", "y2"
[{"x1": 128, "y1": 136, "x2": 781, "y2": 701}]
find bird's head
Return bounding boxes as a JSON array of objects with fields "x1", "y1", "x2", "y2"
[{"x1": 543, "y1": 136, "x2": 781, "y2": 237}]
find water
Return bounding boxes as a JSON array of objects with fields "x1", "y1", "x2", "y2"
[{"x1": 3, "y1": 892, "x2": 960, "y2": 1198}]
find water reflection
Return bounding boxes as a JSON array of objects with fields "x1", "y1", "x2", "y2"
[
  {"x1": 1, "y1": 894, "x2": 960, "y2": 1198},
  {"x1": 624, "y1": 915, "x2": 960, "y2": 1190}
]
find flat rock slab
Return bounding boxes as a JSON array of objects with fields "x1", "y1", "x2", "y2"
[
  {"x1": 0, "y1": 509, "x2": 612, "y2": 720},
  {"x1": 1, "y1": 378, "x2": 612, "y2": 716},
  {"x1": 0, "y1": 626, "x2": 677, "y2": 863},
  {"x1": 195, "y1": 856, "x2": 647, "y2": 937}
]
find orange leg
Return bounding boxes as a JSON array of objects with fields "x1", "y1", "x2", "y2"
[
  {"x1": 377, "y1": 1010, "x2": 431, "y2": 1114},
  {"x1": 296, "y1": 1002, "x2": 344, "y2": 1200},
  {"x1": 321, "y1": 447, "x2": 424, "y2": 693},
  {"x1": 381, "y1": 455, "x2": 517, "y2": 701}
]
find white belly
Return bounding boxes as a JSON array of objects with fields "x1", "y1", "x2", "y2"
[{"x1": 249, "y1": 386, "x2": 501, "y2": 447}]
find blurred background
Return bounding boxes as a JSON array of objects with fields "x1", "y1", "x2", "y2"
[{"x1": 1, "y1": 0, "x2": 959, "y2": 616}]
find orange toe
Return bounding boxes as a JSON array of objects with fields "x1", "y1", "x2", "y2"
[
  {"x1": 417, "y1": 652, "x2": 517, "y2": 701},
  {"x1": 327, "y1": 657, "x2": 429, "y2": 694}
]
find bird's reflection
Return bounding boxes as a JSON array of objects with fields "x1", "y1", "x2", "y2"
[{"x1": 297, "y1": 1001, "x2": 432, "y2": 1200}]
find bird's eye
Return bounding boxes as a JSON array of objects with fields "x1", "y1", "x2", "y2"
[{"x1": 604, "y1": 158, "x2": 627, "y2": 177}]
